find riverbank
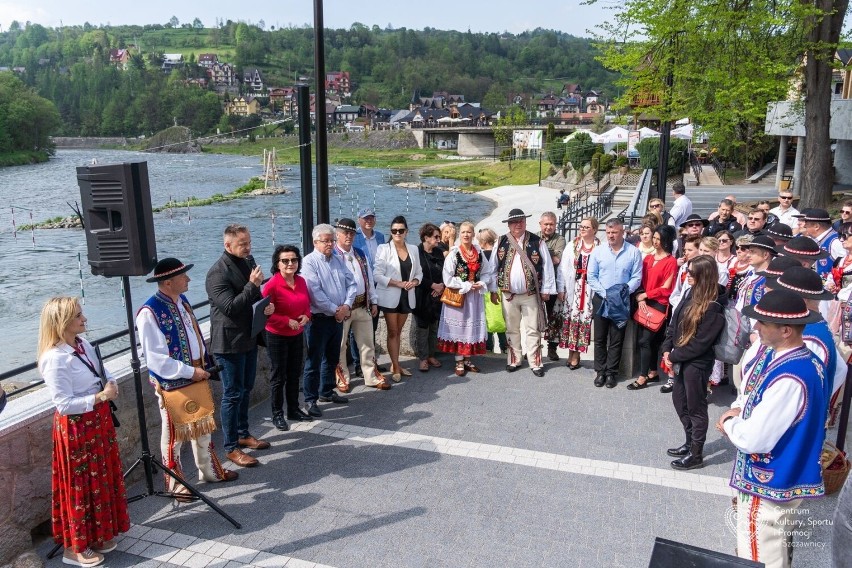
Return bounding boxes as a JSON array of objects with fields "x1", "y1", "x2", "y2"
[{"x1": 0, "y1": 150, "x2": 51, "y2": 167}]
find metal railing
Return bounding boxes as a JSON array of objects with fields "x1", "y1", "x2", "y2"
[
  {"x1": 0, "y1": 300, "x2": 211, "y2": 397},
  {"x1": 557, "y1": 187, "x2": 616, "y2": 241},
  {"x1": 688, "y1": 151, "x2": 703, "y2": 185},
  {"x1": 710, "y1": 156, "x2": 726, "y2": 184},
  {"x1": 619, "y1": 169, "x2": 654, "y2": 232}
]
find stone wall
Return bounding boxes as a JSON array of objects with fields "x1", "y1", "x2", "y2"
[
  {"x1": 51, "y1": 137, "x2": 129, "y2": 149},
  {"x1": 0, "y1": 323, "x2": 270, "y2": 567}
]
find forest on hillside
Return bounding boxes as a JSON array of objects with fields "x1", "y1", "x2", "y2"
[{"x1": 0, "y1": 20, "x2": 619, "y2": 137}]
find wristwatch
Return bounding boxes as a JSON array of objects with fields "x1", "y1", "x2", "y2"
[{"x1": 97, "y1": 391, "x2": 108, "y2": 403}]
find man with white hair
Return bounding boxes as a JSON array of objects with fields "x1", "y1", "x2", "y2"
[
  {"x1": 538, "y1": 211, "x2": 566, "y2": 361},
  {"x1": 301, "y1": 224, "x2": 358, "y2": 417}
]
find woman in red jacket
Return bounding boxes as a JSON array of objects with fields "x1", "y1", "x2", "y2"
[
  {"x1": 263, "y1": 245, "x2": 313, "y2": 431},
  {"x1": 628, "y1": 225, "x2": 678, "y2": 390}
]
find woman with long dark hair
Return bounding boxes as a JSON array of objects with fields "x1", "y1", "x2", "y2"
[
  {"x1": 38, "y1": 297, "x2": 130, "y2": 567},
  {"x1": 661, "y1": 256, "x2": 726, "y2": 470},
  {"x1": 263, "y1": 245, "x2": 313, "y2": 430},
  {"x1": 628, "y1": 225, "x2": 677, "y2": 390}
]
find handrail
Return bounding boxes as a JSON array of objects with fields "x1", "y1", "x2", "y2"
[
  {"x1": 619, "y1": 169, "x2": 654, "y2": 231},
  {"x1": 558, "y1": 184, "x2": 616, "y2": 241},
  {"x1": 710, "y1": 156, "x2": 726, "y2": 184},
  {"x1": 688, "y1": 151, "x2": 703, "y2": 185},
  {"x1": 0, "y1": 299, "x2": 212, "y2": 396}
]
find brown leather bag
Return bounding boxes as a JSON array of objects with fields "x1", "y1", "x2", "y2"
[{"x1": 440, "y1": 287, "x2": 464, "y2": 308}]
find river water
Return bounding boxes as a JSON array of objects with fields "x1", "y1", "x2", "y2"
[{"x1": 0, "y1": 149, "x2": 494, "y2": 385}]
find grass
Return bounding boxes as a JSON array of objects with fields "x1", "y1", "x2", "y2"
[
  {"x1": 152, "y1": 177, "x2": 266, "y2": 212},
  {"x1": 18, "y1": 215, "x2": 76, "y2": 230},
  {"x1": 0, "y1": 150, "x2": 51, "y2": 167},
  {"x1": 422, "y1": 159, "x2": 542, "y2": 191}
]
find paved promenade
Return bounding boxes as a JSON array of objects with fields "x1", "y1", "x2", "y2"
[{"x1": 38, "y1": 182, "x2": 842, "y2": 568}]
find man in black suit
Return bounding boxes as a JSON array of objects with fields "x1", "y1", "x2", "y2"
[{"x1": 206, "y1": 224, "x2": 274, "y2": 468}]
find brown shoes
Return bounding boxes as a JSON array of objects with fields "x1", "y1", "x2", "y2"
[
  {"x1": 226, "y1": 448, "x2": 259, "y2": 467},
  {"x1": 238, "y1": 436, "x2": 270, "y2": 450},
  {"x1": 366, "y1": 379, "x2": 391, "y2": 390},
  {"x1": 335, "y1": 365, "x2": 350, "y2": 393},
  {"x1": 221, "y1": 470, "x2": 239, "y2": 482}
]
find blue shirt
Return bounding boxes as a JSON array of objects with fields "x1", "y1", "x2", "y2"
[
  {"x1": 586, "y1": 240, "x2": 643, "y2": 297},
  {"x1": 354, "y1": 229, "x2": 385, "y2": 270},
  {"x1": 301, "y1": 250, "x2": 358, "y2": 316}
]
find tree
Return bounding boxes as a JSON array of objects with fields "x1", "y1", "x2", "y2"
[
  {"x1": 565, "y1": 132, "x2": 597, "y2": 171},
  {"x1": 636, "y1": 137, "x2": 688, "y2": 175},
  {"x1": 192, "y1": 18, "x2": 203, "y2": 29},
  {"x1": 168, "y1": 16, "x2": 179, "y2": 28},
  {"x1": 591, "y1": 0, "x2": 847, "y2": 206}
]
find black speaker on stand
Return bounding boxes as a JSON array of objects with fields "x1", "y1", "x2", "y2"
[{"x1": 47, "y1": 161, "x2": 240, "y2": 560}]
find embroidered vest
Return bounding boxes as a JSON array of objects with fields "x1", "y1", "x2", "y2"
[
  {"x1": 453, "y1": 248, "x2": 483, "y2": 282},
  {"x1": 816, "y1": 231, "x2": 839, "y2": 278},
  {"x1": 803, "y1": 321, "x2": 836, "y2": 413},
  {"x1": 741, "y1": 274, "x2": 765, "y2": 307},
  {"x1": 730, "y1": 345, "x2": 827, "y2": 502},
  {"x1": 336, "y1": 245, "x2": 372, "y2": 309},
  {"x1": 496, "y1": 232, "x2": 544, "y2": 293},
  {"x1": 138, "y1": 292, "x2": 207, "y2": 391}
]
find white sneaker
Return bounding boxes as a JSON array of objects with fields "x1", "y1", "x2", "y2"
[{"x1": 62, "y1": 548, "x2": 105, "y2": 566}]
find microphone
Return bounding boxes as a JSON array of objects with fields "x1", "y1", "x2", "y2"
[{"x1": 246, "y1": 255, "x2": 257, "y2": 270}]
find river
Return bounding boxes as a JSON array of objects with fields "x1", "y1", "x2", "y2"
[{"x1": 0, "y1": 149, "x2": 494, "y2": 386}]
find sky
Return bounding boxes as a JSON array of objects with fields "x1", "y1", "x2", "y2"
[{"x1": 0, "y1": 0, "x2": 610, "y2": 38}]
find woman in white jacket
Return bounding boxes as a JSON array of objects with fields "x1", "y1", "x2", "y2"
[
  {"x1": 437, "y1": 221, "x2": 497, "y2": 376},
  {"x1": 374, "y1": 215, "x2": 423, "y2": 381}
]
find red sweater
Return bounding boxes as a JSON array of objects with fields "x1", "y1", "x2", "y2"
[
  {"x1": 642, "y1": 254, "x2": 678, "y2": 306},
  {"x1": 262, "y1": 273, "x2": 312, "y2": 336}
]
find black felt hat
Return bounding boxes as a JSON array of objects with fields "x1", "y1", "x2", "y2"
[
  {"x1": 502, "y1": 208, "x2": 531, "y2": 223},
  {"x1": 334, "y1": 217, "x2": 357, "y2": 232},
  {"x1": 766, "y1": 223, "x2": 793, "y2": 242},
  {"x1": 146, "y1": 257, "x2": 192, "y2": 283},
  {"x1": 745, "y1": 235, "x2": 779, "y2": 256},
  {"x1": 775, "y1": 235, "x2": 830, "y2": 262},
  {"x1": 775, "y1": 266, "x2": 834, "y2": 300},
  {"x1": 792, "y1": 208, "x2": 831, "y2": 223},
  {"x1": 679, "y1": 213, "x2": 709, "y2": 228},
  {"x1": 756, "y1": 255, "x2": 801, "y2": 279},
  {"x1": 742, "y1": 289, "x2": 823, "y2": 325}
]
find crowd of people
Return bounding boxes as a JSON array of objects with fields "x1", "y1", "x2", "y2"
[{"x1": 35, "y1": 185, "x2": 852, "y2": 567}]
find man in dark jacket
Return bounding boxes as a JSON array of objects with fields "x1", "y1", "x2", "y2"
[
  {"x1": 704, "y1": 199, "x2": 742, "y2": 236},
  {"x1": 206, "y1": 224, "x2": 274, "y2": 468}
]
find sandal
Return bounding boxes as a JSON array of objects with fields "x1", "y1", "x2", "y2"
[
  {"x1": 419, "y1": 360, "x2": 430, "y2": 372},
  {"x1": 427, "y1": 357, "x2": 442, "y2": 368},
  {"x1": 172, "y1": 484, "x2": 195, "y2": 503},
  {"x1": 647, "y1": 373, "x2": 660, "y2": 383},
  {"x1": 567, "y1": 360, "x2": 581, "y2": 370},
  {"x1": 463, "y1": 359, "x2": 480, "y2": 373},
  {"x1": 626, "y1": 376, "x2": 649, "y2": 391},
  {"x1": 454, "y1": 361, "x2": 467, "y2": 377}
]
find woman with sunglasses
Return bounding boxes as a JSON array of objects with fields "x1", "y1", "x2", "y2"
[
  {"x1": 648, "y1": 198, "x2": 672, "y2": 226},
  {"x1": 557, "y1": 216, "x2": 599, "y2": 370},
  {"x1": 438, "y1": 221, "x2": 457, "y2": 258},
  {"x1": 661, "y1": 256, "x2": 726, "y2": 470},
  {"x1": 375, "y1": 216, "x2": 423, "y2": 381},
  {"x1": 728, "y1": 235, "x2": 754, "y2": 300},
  {"x1": 263, "y1": 245, "x2": 313, "y2": 430},
  {"x1": 437, "y1": 221, "x2": 496, "y2": 376},
  {"x1": 413, "y1": 223, "x2": 445, "y2": 372}
]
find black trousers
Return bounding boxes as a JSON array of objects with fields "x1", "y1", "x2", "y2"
[
  {"x1": 544, "y1": 294, "x2": 558, "y2": 350},
  {"x1": 592, "y1": 294, "x2": 626, "y2": 376},
  {"x1": 636, "y1": 300, "x2": 668, "y2": 376},
  {"x1": 266, "y1": 331, "x2": 304, "y2": 416},
  {"x1": 671, "y1": 362, "x2": 711, "y2": 451}
]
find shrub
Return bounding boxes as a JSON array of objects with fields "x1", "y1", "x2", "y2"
[
  {"x1": 566, "y1": 132, "x2": 596, "y2": 170},
  {"x1": 636, "y1": 137, "x2": 689, "y2": 175}
]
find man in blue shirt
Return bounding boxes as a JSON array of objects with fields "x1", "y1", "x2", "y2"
[
  {"x1": 586, "y1": 218, "x2": 643, "y2": 388},
  {"x1": 301, "y1": 224, "x2": 358, "y2": 417}
]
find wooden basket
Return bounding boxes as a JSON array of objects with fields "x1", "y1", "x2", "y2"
[{"x1": 821, "y1": 440, "x2": 851, "y2": 495}]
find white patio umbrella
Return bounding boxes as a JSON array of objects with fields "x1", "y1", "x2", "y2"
[
  {"x1": 638, "y1": 127, "x2": 660, "y2": 139},
  {"x1": 597, "y1": 126, "x2": 630, "y2": 144},
  {"x1": 671, "y1": 123, "x2": 694, "y2": 140}
]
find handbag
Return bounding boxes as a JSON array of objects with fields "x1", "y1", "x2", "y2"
[
  {"x1": 632, "y1": 302, "x2": 667, "y2": 332},
  {"x1": 158, "y1": 380, "x2": 217, "y2": 442},
  {"x1": 440, "y1": 287, "x2": 465, "y2": 308}
]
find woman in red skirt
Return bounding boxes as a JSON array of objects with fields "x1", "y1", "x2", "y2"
[{"x1": 37, "y1": 297, "x2": 130, "y2": 567}]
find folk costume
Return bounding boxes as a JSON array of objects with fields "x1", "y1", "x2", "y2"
[
  {"x1": 334, "y1": 219, "x2": 390, "y2": 391},
  {"x1": 725, "y1": 292, "x2": 826, "y2": 568},
  {"x1": 556, "y1": 236, "x2": 599, "y2": 353},
  {"x1": 539, "y1": 229, "x2": 566, "y2": 359},
  {"x1": 437, "y1": 243, "x2": 496, "y2": 358},
  {"x1": 137, "y1": 260, "x2": 231, "y2": 493},
  {"x1": 40, "y1": 336, "x2": 130, "y2": 555},
  {"x1": 496, "y1": 209, "x2": 556, "y2": 373}
]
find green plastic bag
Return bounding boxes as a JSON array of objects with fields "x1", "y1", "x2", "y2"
[{"x1": 485, "y1": 291, "x2": 507, "y2": 333}]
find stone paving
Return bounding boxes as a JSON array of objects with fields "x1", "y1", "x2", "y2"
[{"x1": 38, "y1": 348, "x2": 841, "y2": 568}]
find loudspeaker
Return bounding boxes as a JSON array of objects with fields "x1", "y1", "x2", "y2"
[
  {"x1": 649, "y1": 537, "x2": 764, "y2": 567},
  {"x1": 76, "y1": 161, "x2": 157, "y2": 277}
]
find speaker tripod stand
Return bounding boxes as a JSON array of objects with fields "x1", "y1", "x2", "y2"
[{"x1": 48, "y1": 276, "x2": 240, "y2": 560}]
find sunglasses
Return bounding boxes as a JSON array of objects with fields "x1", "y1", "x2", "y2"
[
  {"x1": 737, "y1": 245, "x2": 751, "y2": 251},
  {"x1": 686, "y1": 222, "x2": 704, "y2": 228},
  {"x1": 649, "y1": 204, "x2": 662, "y2": 209},
  {"x1": 390, "y1": 228, "x2": 407, "y2": 235},
  {"x1": 686, "y1": 267, "x2": 694, "y2": 276},
  {"x1": 718, "y1": 238, "x2": 731, "y2": 243},
  {"x1": 579, "y1": 225, "x2": 593, "y2": 230},
  {"x1": 778, "y1": 195, "x2": 793, "y2": 200},
  {"x1": 748, "y1": 217, "x2": 762, "y2": 221},
  {"x1": 279, "y1": 258, "x2": 299, "y2": 264},
  {"x1": 841, "y1": 233, "x2": 850, "y2": 240},
  {"x1": 843, "y1": 210, "x2": 852, "y2": 215}
]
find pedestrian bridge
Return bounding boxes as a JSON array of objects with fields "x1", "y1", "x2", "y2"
[{"x1": 410, "y1": 125, "x2": 581, "y2": 158}]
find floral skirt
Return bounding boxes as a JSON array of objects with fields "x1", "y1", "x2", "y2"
[
  {"x1": 437, "y1": 291, "x2": 487, "y2": 357},
  {"x1": 52, "y1": 402, "x2": 130, "y2": 553}
]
